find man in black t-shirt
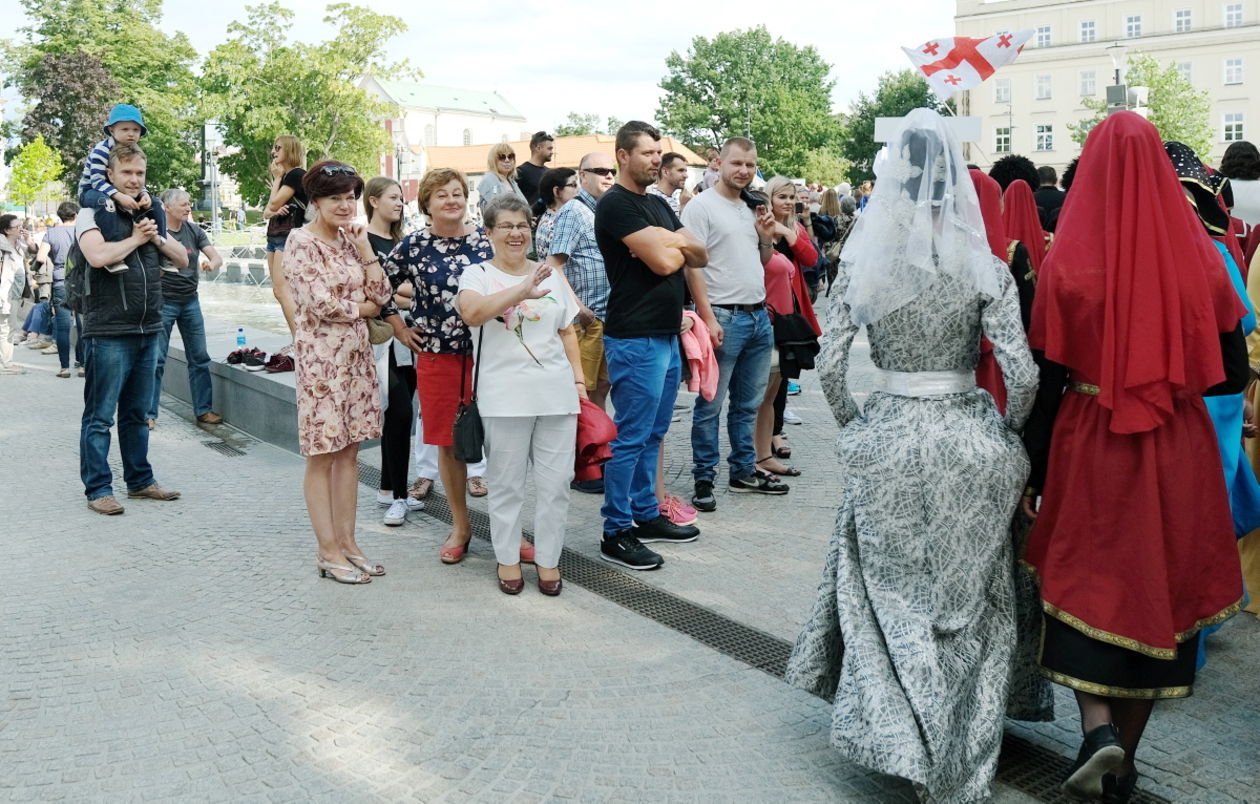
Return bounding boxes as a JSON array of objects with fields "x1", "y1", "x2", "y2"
[
  {"x1": 1033, "y1": 165, "x2": 1065, "y2": 232},
  {"x1": 516, "y1": 131, "x2": 554, "y2": 205},
  {"x1": 594, "y1": 121, "x2": 710, "y2": 571}
]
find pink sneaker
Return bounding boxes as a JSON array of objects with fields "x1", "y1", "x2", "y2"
[{"x1": 660, "y1": 494, "x2": 698, "y2": 526}]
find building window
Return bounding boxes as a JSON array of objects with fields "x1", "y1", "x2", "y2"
[
  {"x1": 1036, "y1": 26, "x2": 1052, "y2": 48},
  {"x1": 1174, "y1": 9, "x2": 1192, "y2": 32},
  {"x1": 995, "y1": 78, "x2": 1011, "y2": 104},
  {"x1": 1126, "y1": 15, "x2": 1142, "y2": 38},
  {"x1": 1079, "y1": 20, "x2": 1096, "y2": 43},
  {"x1": 1080, "y1": 71, "x2": 1097, "y2": 97},
  {"x1": 424, "y1": 124, "x2": 435, "y2": 146},
  {"x1": 995, "y1": 127, "x2": 1011, "y2": 154},
  {"x1": 1036, "y1": 125, "x2": 1054, "y2": 152},
  {"x1": 1036, "y1": 74, "x2": 1052, "y2": 100},
  {"x1": 462, "y1": 129, "x2": 471, "y2": 146},
  {"x1": 1225, "y1": 3, "x2": 1243, "y2": 27},
  {"x1": 1225, "y1": 57, "x2": 1244, "y2": 84},
  {"x1": 1225, "y1": 113, "x2": 1246, "y2": 141},
  {"x1": 1177, "y1": 62, "x2": 1193, "y2": 83}
]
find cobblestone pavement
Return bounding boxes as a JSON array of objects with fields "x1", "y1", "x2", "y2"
[{"x1": 3, "y1": 320, "x2": 1257, "y2": 802}]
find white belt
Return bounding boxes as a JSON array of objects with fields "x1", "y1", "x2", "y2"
[{"x1": 871, "y1": 369, "x2": 974, "y2": 397}]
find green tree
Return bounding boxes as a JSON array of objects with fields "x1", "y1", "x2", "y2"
[
  {"x1": 8, "y1": 136, "x2": 66, "y2": 212},
  {"x1": 1068, "y1": 53, "x2": 1213, "y2": 156},
  {"x1": 5, "y1": 0, "x2": 202, "y2": 191},
  {"x1": 801, "y1": 148, "x2": 852, "y2": 186},
  {"x1": 554, "y1": 112, "x2": 600, "y2": 137},
  {"x1": 656, "y1": 26, "x2": 840, "y2": 178},
  {"x1": 839, "y1": 70, "x2": 951, "y2": 183},
  {"x1": 12, "y1": 50, "x2": 119, "y2": 185},
  {"x1": 201, "y1": 2, "x2": 411, "y2": 204}
]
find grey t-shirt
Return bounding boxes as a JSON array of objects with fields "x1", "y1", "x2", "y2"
[
  {"x1": 43, "y1": 225, "x2": 76, "y2": 282},
  {"x1": 680, "y1": 188, "x2": 765, "y2": 305},
  {"x1": 161, "y1": 223, "x2": 211, "y2": 304}
]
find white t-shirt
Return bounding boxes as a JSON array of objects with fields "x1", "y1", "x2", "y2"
[
  {"x1": 457, "y1": 261, "x2": 581, "y2": 418},
  {"x1": 680, "y1": 188, "x2": 766, "y2": 305},
  {"x1": 1230, "y1": 179, "x2": 1260, "y2": 227}
]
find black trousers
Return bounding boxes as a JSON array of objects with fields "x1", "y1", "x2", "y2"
[{"x1": 380, "y1": 349, "x2": 416, "y2": 498}]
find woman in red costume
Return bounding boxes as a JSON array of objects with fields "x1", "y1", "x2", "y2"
[
  {"x1": 973, "y1": 169, "x2": 1037, "y2": 414},
  {"x1": 1021, "y1": 111, "x2": 1247, "y2": 802},
  {"x1": 1003, "y1": 179, "x2": 1050, "y2": 274}
]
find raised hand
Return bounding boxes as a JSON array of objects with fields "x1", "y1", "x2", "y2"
[{"x1": 519, "y1": 263, "x2": 552, "y2": 300}]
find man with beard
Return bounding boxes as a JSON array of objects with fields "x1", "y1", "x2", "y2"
[
  {"x1": 681, "y1": 137, "x2": 785, "y2": 513},
  {"x1": 594, "y1": 121, "x2": 709, "y2": 570}
]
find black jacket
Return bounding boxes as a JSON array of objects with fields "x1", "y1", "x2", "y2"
[{"x1": 80, "y1": 205, "x2": 163, "y2": 338}]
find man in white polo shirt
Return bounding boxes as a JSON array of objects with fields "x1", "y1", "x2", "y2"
[{"x1": 681, "y1": 136, "x2": 787, "y2": 513}]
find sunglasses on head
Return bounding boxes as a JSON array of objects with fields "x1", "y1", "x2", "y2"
[
  {"x1": 583, "y1": 167, "x2": 616, "y2": 177},
  {"x1": 320, "y1": 164, "x2": 357, "y2": 176}
]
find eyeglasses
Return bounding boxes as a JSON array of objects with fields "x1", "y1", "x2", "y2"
[
  {"x1": 564, "y1": 181, "x2": 578, "y2": 188},
  {"x1": 498, "y1": 154, "x2": 516, "y2": 161},
  {"x1": 492, "y1": 223, "x2": 531, "y2": 233},
  {"x1": 319, "y1": 164, "x2": 357, "y2": 176},
  {"x1": 582, "y1": 167, "x2": 616, "y2": 177}
]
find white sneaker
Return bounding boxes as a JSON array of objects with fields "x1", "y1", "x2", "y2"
[
  {"x1": 783, "y1": 407, "x2": 803, "y2": 425},
  {"x1": 376, "y1": 490, "x2": 394, "y2": 506},
  {"x1": 405, "y1": 497, "x2": 424, "y2": 511},
  {"x1": 383, "y1": 498, "x2": 408, "y2": 526}
]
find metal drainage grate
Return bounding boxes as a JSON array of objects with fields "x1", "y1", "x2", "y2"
[
  {"x1": 356, "y1": 461, "x2": 1171, "y2": 803},
  {"x1": 203, "y1": 440, "x2": 246, "y2": 457}
]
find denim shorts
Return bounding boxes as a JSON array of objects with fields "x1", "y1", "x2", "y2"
[{"x1": 265, "y1": 234, "x2": 290, "y2": 253}]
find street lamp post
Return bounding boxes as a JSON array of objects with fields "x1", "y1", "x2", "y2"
[{"x1": 1105, "y1": 42, "x2": 1129, "y2": 115}]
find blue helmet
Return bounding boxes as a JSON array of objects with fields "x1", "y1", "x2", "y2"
[{"x1": 104, "y1": 104, "x2": 147, "y2": 137}]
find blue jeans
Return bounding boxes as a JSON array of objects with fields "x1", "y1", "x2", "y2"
[
  {"x1": 600, "y1": 336, "x2": 681, "y2": 533},
  {"x1": 690, "y1": 306, "x2": 773, "y2": 483},
  {"x1": 80, "y1": 334, "x2": 160, "y2": 500},
  {"x1": 150, "y1": 298, "x2": 213, "y2": 420},
  {"x1": 22, "y1": 300, "x2": 51, "y2": 335}
]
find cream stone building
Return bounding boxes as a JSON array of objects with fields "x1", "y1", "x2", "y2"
[{"x1": 955, "y1": 0, "x2": 1260, "y2": 171}]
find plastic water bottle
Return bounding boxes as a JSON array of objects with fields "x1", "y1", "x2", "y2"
[{"x1": 236, "y1": 328, "x2": 247, "y2": 348}]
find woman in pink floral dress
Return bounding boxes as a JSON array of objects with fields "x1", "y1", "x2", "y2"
[{"x1": 284, "y1": 161, "x2": 393, "y2": 584}]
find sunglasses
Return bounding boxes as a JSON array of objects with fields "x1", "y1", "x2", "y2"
[
  {"x1": 582, "y1": 167, "x2": 616, "y2": 177},
  {"x1": 319, "y1": 164, "x2": 357, "y2": 176},
  {"x1": 498, "y1": 154, "x2": 516, "y2": 161}
]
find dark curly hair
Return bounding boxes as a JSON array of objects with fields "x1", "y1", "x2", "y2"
[
  {"x1": 988, "y1": 154, "x2": 1039, "y2": 192},
  {"x1": 532, "y1": 167, "x2": 577, "y2": 218},
  {"x1": 1220, "y1": 141, "x2": 1260, "y2": 181},
  {"x1": 1060, "y1": 157, "x2": 1080, "y2": 194}
]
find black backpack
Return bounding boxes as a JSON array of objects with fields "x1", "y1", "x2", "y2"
[{"x1": 62, "y1": 240, "x2": 92, "y2": 314}]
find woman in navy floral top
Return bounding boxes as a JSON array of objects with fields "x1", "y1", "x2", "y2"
[{"x1": 383, "y1": 168, "x2": 520, "y2": 565}]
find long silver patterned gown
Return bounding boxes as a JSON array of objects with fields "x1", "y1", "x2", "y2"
[{"x1": 786, "y1": 260, "x2": 1037, "y2": 803}]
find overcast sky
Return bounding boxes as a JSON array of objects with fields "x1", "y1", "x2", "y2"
[{"x1": 6, "y1": 0, "x2": 957, "y2": 131}]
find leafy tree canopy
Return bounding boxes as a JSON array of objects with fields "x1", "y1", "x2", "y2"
[
  {"x1": 554, "y1": 113, "x2": 625, "y2": 138},
  {"x1": 839, "y1": 70, "x2": 951, "y2": 183},
  {"x1": 1069, "y1": 53, "x2": 1213, "y2": 158},
  {"x1": 656, "y1": 26, "x2": 841, "y2": 178},
  {"x1": 5, "y1": 0, "x2": 201, "y2": 192},
  {"x1": 8, "y1": 135, "x2": 65, "y2": 210},
  {"x1": 201, "y1": 2, "x2": 412, "y2": 203},
  {"x1": 801, "y1": 148, "x2": 852, "y2": 187}
]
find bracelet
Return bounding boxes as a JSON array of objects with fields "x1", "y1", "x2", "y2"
[
  {"x1": 758, "y1": 241, "x2": 772, "y2": 248},
  {"x1": 360, "y1": 256, "x2": 380, "y2": 267},
  {"x1": 574, "y1": 380, "x2": 585, "y2": 385}
]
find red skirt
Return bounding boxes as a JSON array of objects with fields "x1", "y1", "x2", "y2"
[
  {"x1": 1023, "y1": 386, "x2": 1243, "y2": 659},
  {"x1": 414, "y1": 352, "x2": 472, "y2": 447}
]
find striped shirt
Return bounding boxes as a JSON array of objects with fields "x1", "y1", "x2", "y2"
[
  {"x1": 77, "y1": 137, "x2": 119, "y2": 199},
  {"x1": 548, "y1": 189, "x2": 608, "y2": 318}
]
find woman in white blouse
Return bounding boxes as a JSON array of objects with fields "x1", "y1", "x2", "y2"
[{"x1": 457, "y1": 194, "x2": 585, "y2": 596}]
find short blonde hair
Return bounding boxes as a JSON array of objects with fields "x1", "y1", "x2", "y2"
[
  {"x1": 273, "y1": 135, "x2": 305, "y2": 170},
  {"x1": 486, "y1": 143, "x2": 517, "y2": 175},
  {"x1": 763, "y1": 175, "x2": 796, "y2": 205},
  {"x1": 417, "y1": 168, "x2": 469, "y2": 215}
]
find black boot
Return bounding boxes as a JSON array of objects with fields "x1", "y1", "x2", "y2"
[{"x1": 1062, "y1": 723, "x2": 1124, "y2": 800}]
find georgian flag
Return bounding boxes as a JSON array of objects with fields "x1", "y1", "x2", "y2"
[{"x1": 903, "y1": 30, "x2": 1035, "y2": 99}]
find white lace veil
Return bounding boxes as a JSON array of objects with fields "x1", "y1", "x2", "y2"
[{"x1": 842, "y1": 107, "x2": 1003, "y2": 326}]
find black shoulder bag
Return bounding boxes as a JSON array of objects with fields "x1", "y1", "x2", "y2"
[
  {"x1": 771, "y1": 248, "x2": 821, "y2": 380},
  {"x1": 452, "y1": 325, "x2": 486, "y2": 463}
]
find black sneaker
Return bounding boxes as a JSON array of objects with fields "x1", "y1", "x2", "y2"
[
  {"x1": 600, "y1": 530, "x2": 663, "y2": 570},
  {"x1": 729, "y1": 472, "x2": 789, "y2": 495},
  {"x1": 570, "y1": 478, "x2": 604, "y2": 494},
  {"x1": 242, "y1": 349, "x2": 268, "y2": 371},
  {"x1": 692, "y1": 480, "x2": 717, "y2": 512},
  {"x1": 634, "y1": 514, "x2": 699, "y2": 544}
]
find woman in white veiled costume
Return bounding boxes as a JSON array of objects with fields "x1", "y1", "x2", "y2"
[{"x1": 785, "y1": 108, "x2": 1038, "y2": 803}]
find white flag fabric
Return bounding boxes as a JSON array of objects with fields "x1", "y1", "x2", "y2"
[{"x1": 902, "y1": 30, "x2": 1035, "y2": 100}]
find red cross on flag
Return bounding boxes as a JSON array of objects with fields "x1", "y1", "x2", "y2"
[{"x1": 902, "y1": 30, "x2": 1035, "y2": 99}]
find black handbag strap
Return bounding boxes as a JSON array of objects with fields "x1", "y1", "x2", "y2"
[{"x1": 460, "y1": 266, "x2": 489, "y2": 404}]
